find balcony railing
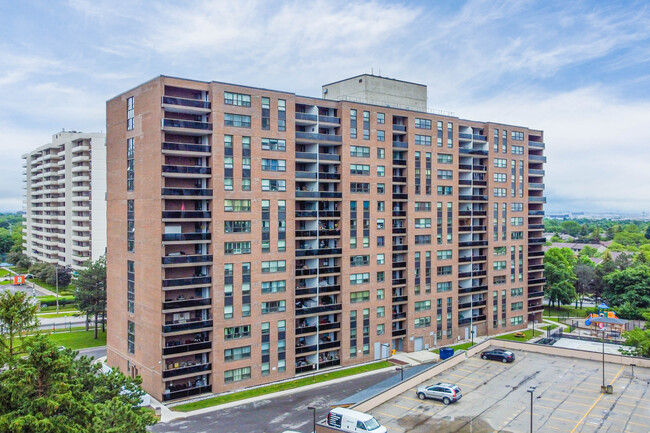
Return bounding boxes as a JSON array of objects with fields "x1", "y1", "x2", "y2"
[
  {"x1": 162, "y1": 188, "x2": 213, "y2": 197},
  {"x1": 458, "y1": 255, "x2": 486, "y2": 263},
  {"x1": 162, "y1": 362, "x2": 211, "y2": 379},
  {"x1": 296, "y1": 112, "x2": 317, "y2": 122},
  {"x1": 392, "y1": 141, "x2": 408, "y2": 149},
  {"x1": 163, "y1": 298, "x2": 212, "y2": 311},
  {"x1": 163, "y1": 341, "x2": 211, "y2": 356},
  {"x1": 392, "y1": 124, "x2": 406, "y2": 132},
  {"x1": 392, "y1": 193, "x2": 408, "y2": 200},
  {"x1": 295, "y1": 191, "x2": 342, "y2": 199},
  {"x1": 162, "y1": 319, "x2": 213, "y2": 333},
  {"x1": 529, "y1": 155, "x2": 546, "y2": 162},
  {"x1": 459, "y1": 195, "x2": 488, "y2": 201},
  {"x1": 392, "y1": 328, "x2": 407, "y2": 336},
  {"x1": 529, "y1": 141, "x2": 545, "y2": 148},
  {"x1": 528, "y1": 278, "x2": 547, "y2": 285},
  {"x1": 392, "y1": 210, "x2": 406, "y2": 217},
  {"x1": 295, "y1": 304, "x2": 342, "y2": 316},
  {"x1": 459, "y1": 148, "x2": 489, "y2": 156},
  {"x1": 392, "y1": 245, "x2": 408, "y2": 251},
  {"x1": 458, "y1": 300, "x2": 487, "y2": 309},
  {"x1": 162, "y1": 142, "x2": 211, "y2": 154},
  {"x1": 459, "y1": 240, "x2": 488, "y2": 247},
  {"x1": 529, "y1": 196, "x2": 547, "y2": 203},
  {"x1": 162, "y1": 119, "x2": 212, "y2": 131},
  {"x1": 392, "y1": 295, "x2": 408, "y2": 303},
  {"x1": 295, "y1": 284, "x2": 341, "y2": 296},
  {"x1": 458, "y1": 164, "x2": 487, "y2": 171},
  {"x1": 162, "y1": 211, "x2": 211, "y2": 219},
  {"x1": 458, "y1": 285, "x2": 488, "y2": 294},
  {"x1": 392, "y1": 159, "x2": 407, "y2": 166},
  {"x1": 162, "y1": 232, "x2": 211, "y2": 242},
  {"x1": 295, "y1": 248, "x2": 342, "y2": 257},
  {"x1": 528, "y1": 291, "x2": 545, "y2": 298},
  {"x1": 458, "y1": 315, "x2": 486, "y2": 325},
  {"x1": 529, "y1": 210, "x2": 545, "y2": 216},
  {"x1": 295, "y1": 132, "x2": 342, "y2": 142},
  {"x1": 319, "y1": 115, "x2": 340, "y2": 124},
  {"x1": 162, "y1": 165, "x2": 211, "y2": 175},
  {"x1": 392, "y1": 278, "x2": 407, "y2": 286},
  {"x1": 163, "y1": 385, "x2": 212, "y2": 402},
  {"x1": 162, "y1": 254, "x2": 213, "y2": 265},
  {"x1": 529, "y1": 169, "x2": 545, "y2": 175}
]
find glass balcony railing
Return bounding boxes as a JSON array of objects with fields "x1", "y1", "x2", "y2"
[
  {"x1": 162, "y1": 119, "x2": 212, "y2": 130},
  {"x1": 162, "y1": 276, "x2": 211, "y2": 288},
  {"x1": 162, "y1": 165, "x2": 211, "y2": 175},
  {"x1": 162, "y1": 96, "x2": 211, "y2": 109},
  {"x1": 162, "y1": 254, "x2": 213, "y2": 265},
  {"x1": 162, "y1": 319, "x2": 213, "y2": 333},
  {"x1": 295, "y1": 132, "x2": 342, "y2": 142},
  {"x1": 162, "y1": 232, "x2": 211, "y2": 242},
  {"x1": 162, "y1": 211, "x2": 211, "y2": 219},
  {"x1": 162, "y1": 188, "x2": 213, "y2": 197},
  {"x1": 162, "y1": 341, "x2": 211, "y2": 356},
  {"x1": 162, "y1": 142, "x2": 211, "y2": 153}
]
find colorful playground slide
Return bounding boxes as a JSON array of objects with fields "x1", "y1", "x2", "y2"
[{"x1": 585, "y1": 311, "x2": 618, "y2": 326}]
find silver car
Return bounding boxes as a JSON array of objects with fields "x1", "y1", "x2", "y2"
[{"x1": 416, "y1": 382, "x2": 462, "y2": 405}]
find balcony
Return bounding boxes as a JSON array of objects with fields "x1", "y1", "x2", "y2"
[
  {"x1": 392, "y1": 176, "x2": 407, "y2": 183},
  {"x1": 162, "y1": 254, "x2": 213, "y2": 266},
  {"x1": 162, "y1": 362, "x2": 211, "y2": 379},
  {"x1": 528, "y1": 291, "x2": 545, "y2": 298},
  {"x1": 528, "y1": 264, "x2": 545, "y2": 271},
  {"x1": 392, "y1": 244, "x2": 408, "y2": 251},
  {"x1": 163, "y1": 298, "x2": 212, "y2": 311},
  {"x1": 392, "y1": 124, "x2": 406, "y2": 132},
  {"x1": 459, "y1": 195, "x2": 488, "y2": 202},
  {"x1": 392, "y1": 159, "x2": 407, "y2": 166},
  {"x1": 528, "y1": 224, "x2": 545, "y2": 230},
  {"x1": 392, "y1": 328, "x2": 407, "y2": 337},
  {"x1": 458, "y1": 164, "x2": 486, "y2": 171},
  {"x1": 458, "y1": 255, "x2": 486, "y2": 263},
  {"x1": 392, "y1": 278, "x2": 407, "y2": 286},
  {"x1": 295, "y1": 248, "x2": 342, "y2": 257},
  {"x1": 163, "y1": 341, "x2": 212, "y2": 356},
  {"x1": 392, "y1": 261, "x2": 406, "y2": 269},
  {"x1": 295, "y1": 112, "x2": 317, "y2": 122},
  {"x1": 529, "y1": 141, "x2": 545, "y2": 149},
  {"x1": 162, "y1": 119, "x2": 213, "y2": 133},
  {"x1": 162, "y1": 96, "x2": 211, "y2": 110},
  {"x1": 392, "y1": 210, "x2": 406, "y2": 217},
  {"x1": 529, "y1": 183, "x2": 545, "y2": 190},
  {"x1": 458, "y1": 315, "x2": 486, "y2": 326},
  {"x1": 392, "y1": 295, "x2": 408, "y2": 303},
  {"x1": 529, "y1": 169, "x2": 545, "y2": 175},
  {"x1": 528, "y1": 210, "x2": 545, "y2": 216},
  {"x1": 458, "y1": 148, "x2": 488, "y2": 156},
  {"x1": 528, "y1": 251, "x2": 545, "y2": 257},
  {"x1": 295, "y1": 303, "x2": 342, "y2": 316},
  {"x1": 319, "y1": 115, "x2": 340, "y2": 124},
  {"x1": 295, "y1": 132, "x2": 342, "y2": 143},
  {"x1": 459, "y1": 179, "x2": 487, "y2": 186},
  {"x1": 163, "y1": 385, "x2": 212, "y2": 402},
  {"x1": 162, "y1": 276, "x2": 211, "y2": 288},
  {"x1": 458, "y1": 285, "x2": 488, "y2": 294},
  {"x1": 458, "y1": 300, "x2": 487, "y2": 309},
  {"x1": 392, "y1": 193, "x2": 408, "y2": 200},
  {"x1": 392, "y1": 227, "x2": 406, "y2": 234},
  {"x1": 459, "y1": 270, "x2": 486, "y2": 278},
  {"x1": 529, "y1": 155, "x2": 546, "y2": 162},
  {"x1": 392, "y1": 141, "x2": 408, "y2": 149},
  {"x1": 459, "y1": 225, "x2": 486, "y2": 232},
  {"x1": 162, "y1": 142, "x2": 211, "y2": 155},
  {"x1": 162, "y1": 188, "x2": 213, "y2": 198},
  {"x1": 459, "y1": 210, "x2": 486, "y2": 216},
  {"x1": 528, "y1": 304, "x2": 544, "y2": 312},
  {"x1": 295, "y1": 191, "x2": 342, "y2": 199},
  {"x1": 529, "y1": 196, "x2": 546, "y2": 203},
  {"x1": 529, "y1": 237, "x2": 546, "y2": 244},
  {"x1": 162, "y1": 165, "x2": 211, "y2": 177},
  {"x1": 295, "y1": 284, "x2": 341, "y2": 296},
  {"x1": 318, "y1": 172, "x2": 341, "y2": 180},
  {"x1": 528, "y1": 278, "x2": 546, "y2": 285},
  {"x1": 162, "y1": 232, "x2": 211, "y2": 243},
  {"x1": 458, "y1": 240, "x2": 488, "y2": 247},
  {"x1": 162, "y1": 319, "x2": 213, "y2": 334},
  {"x1": 162, "y1": 211, "x2": 211, "y2": 221}
]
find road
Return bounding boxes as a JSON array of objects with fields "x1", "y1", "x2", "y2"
[
  {"x1": 151, "y1": 369, "x2": 397, "y2": 433},
  {"x1": 77, "y1": 346, "x2": 106, "y2": 361}
]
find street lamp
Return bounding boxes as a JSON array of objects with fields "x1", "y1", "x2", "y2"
[
  {"x1": 532, "y1": 318, "x2": 535, "y2": 337},
  {"x1": 308, "y1": 406, "x2": 316, "y2": 433},
  {"x1": 527, "y1": 386, "x2": 536, "y2": 433},
  {"x1": 601, "y1": 328, "x2": 605, "y2": 391},
  {"x1": 395, "y1": 366, "x2": 404, "y2": 381}
]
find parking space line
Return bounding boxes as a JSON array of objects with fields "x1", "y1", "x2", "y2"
[
  {"x1": 446, "y1": 373, "x2": 482, "y2": 382},
  {"x1": 375, "y1": 411, "x2": 398, "y2": 418},
  {"x1": 569, "y1": 365, "x2": 626, "y2": 433},
  {"x1": 540, "y1": 397, "x2": 591, "y2": 407},
  {"x1": 400, "y1": 396, "x2": 444, "y2": 406},
  {"x1": 537, "y1": 404, "x2": 583, "y2": 415}
]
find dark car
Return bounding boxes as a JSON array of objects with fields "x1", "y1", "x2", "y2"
[{"x1": 481, "y1": 349, "x2": 515, "y2": 363}]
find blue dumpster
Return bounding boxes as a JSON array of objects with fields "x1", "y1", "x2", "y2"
[{"x1": 439, "y1": 347, "x2": 454, "y2": 360}]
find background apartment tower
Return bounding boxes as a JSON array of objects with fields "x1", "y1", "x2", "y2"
[
  {"x1": 22, "y1": 131, "x2": 106, "y2": 269},
  {"x1": 106, "y1": 75, "x2": 545, "y2": 402}
]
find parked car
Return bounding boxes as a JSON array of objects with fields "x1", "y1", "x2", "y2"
[
  {"x1": 416, "y1": 382, "x2": 462, "y2": 405},
  {"x1": 481, "y1": 349, "x2": 515, "y2": 363},
  {"x1": 25, "y1": 273, "x2": 34, "y2": 279},
  {"x1": 326, "y1": 407, "x2": 387, "y2": 433}
]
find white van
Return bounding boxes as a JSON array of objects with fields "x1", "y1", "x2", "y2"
[{"x1": 326, "y1": 407, "x2": 387, "y2": 433}]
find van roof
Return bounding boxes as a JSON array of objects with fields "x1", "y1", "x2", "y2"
[{"x1": 330, "y1": 407, "x2": 373, "y2": 422}]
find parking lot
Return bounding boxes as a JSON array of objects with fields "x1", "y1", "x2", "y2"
[{"x1": 369, "y1": 350, "x2": 650, "y2": 432}]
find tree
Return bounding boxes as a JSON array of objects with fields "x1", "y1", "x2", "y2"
[
  {"x1": 7, "y1": 251, "x2": 31, "y2": 270},
  {"x1": 0, "y1": 227, "x2": 13, "y2": 254},
  {"x1": 578, "y1": 245, "x2": 598, "y2": 258},
  {"x1": 645, "y1": 224, "x2": 650, "y2": 240},
  {"x1": 619, "y1": 328, "x2": 650, "y2": 358},
  {"x1": 603, "y1": 264, "x2": 650, "y2": 308},
  {"x1": 615, "y1": 301, "x2": 644, "y2": 320},
  {"x1": 574, "y1": 263, "x2": 596, "y2": 309},
  {"x1": 561, "y1": 220, "x2": 582, "y2": 237},
  {"x1": 614, "y1": 252, "x2": 632, "y2": 270},
  {"x1": 0, "y1": 291, "x2": 39, "y2": 361},
  {"x1": 75, "y1": 256, "x2": 106, "y2": 339},
  {"x1": 544, "y1": 247, "x2": 577, "y2": 308},
  {"x1": 0, "y1": 334, "x2": 156, "y2": 432}
]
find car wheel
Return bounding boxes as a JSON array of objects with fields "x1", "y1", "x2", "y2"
[
  {"x1": 501, "y1": 357, "x2": 507, "y2": 363},
  {"x1": 443, "y1": 397, "x2": 451, "y2": 405},
  {"x1": 481, "y1": 354, "x2": 487, "y2": 360},
  {"x1": 418, "y1": 393, "x2": 426, "y2": 400}
]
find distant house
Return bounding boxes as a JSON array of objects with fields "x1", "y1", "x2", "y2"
[
  {"x1": 543, "y1": 243, "x2": 607, "y2": 255},
  {"x1": 590, "y1": 251, "x2": 623, "y2": 266},
  {"x1": 542, "y1": 232, "x2": 574, "y2": 242}
]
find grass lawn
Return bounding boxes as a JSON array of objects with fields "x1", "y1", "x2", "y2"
[
  {"x1": 46, "y1": 329, "x2": 106, "y2": 350},
  {"x1": 494, "y1": 329, "x2": 544, "y2": 342},
  {"x1": 10, "y1": 267, "x2": 27, "y2": 274},
  {"x1": 544, "y1": 305, "x2": 591, "y2": 318},
  {"x1": 39, "y1": 304, "x2": 78, "y2": 313},
  {"x1": 0, "y1": 280, "x2": 11, "y2": 285},
  {"x1": 37, "y1": 311, "x2": 81, "y2": 319},
  {"x1": 432, "y1": 342, "x2": 475, "y2": 354},
  {"x1": 539, "y1": 324, "x2": 559, "y2": 332},
  {"x1": 173, "y1": 361, "x2": 392, "y2": 412},
  {"x1": 31, "y1": 278, "x2": 72, "y2": 293},
  {"x1": 0, "y1": 268, "x2": 12, "y2": 277}
]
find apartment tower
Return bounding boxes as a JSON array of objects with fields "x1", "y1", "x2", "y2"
[
  {"x1": 22, "y1": 131, "x2": 106, "y2": 269},
  {"x1": 106, "y1": 75, "x2": 545, "y2": 402}
]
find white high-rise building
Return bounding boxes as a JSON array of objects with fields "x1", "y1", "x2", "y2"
[{"x1": 22, "y1": 131, "x2": 106, "y2": 269}]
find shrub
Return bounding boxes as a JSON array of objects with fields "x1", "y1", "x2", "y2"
[{"x1": 38, "y1": 295, "x2": 76, "y2": 308}]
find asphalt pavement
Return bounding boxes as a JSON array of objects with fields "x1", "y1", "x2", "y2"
[
  {"x1": 77, "y1": 346, "x2": 106, "y2": 361},
  {"x1": 150, "y1": 368, "x2": 398, "y2": 433}
]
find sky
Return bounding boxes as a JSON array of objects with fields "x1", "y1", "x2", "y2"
[{"x1": 1, "y1": 0, "x2": 650, "y2": 214}]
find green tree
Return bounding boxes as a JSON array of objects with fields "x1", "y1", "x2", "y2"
[
  {"x1": 561, "y1": 220, "x2": 582, "y2": 237},
  {"x1": 645, "y1": 224, "x2": 650, "y2": 240},
  {"x1": 579, "y1": 245, "x2": 598, "y2": 258},
  {"x1": 603, "y1": 264, "x2": 650, "y2": 308},
  {"x1": 0, "y1": 227, "x2": 13, "y2": 254},
  {"x1": 0, "y1": 334, "x2": 156, "y2": 432},
  {"x1": 544, "y1": 247, "x2": 577, "y2": 308},
  {"x1": 7, "y1": 251, "x2": 31, "y2": 270},
  {"x1": 574, "y1": 262, "x2": 595, "y2": 309},
  {"x1": 0, "y1": 291, "x2": 39, "y2": 361},
  {"x1": 619, "y1": 328, "x2": 650, "y2": 358},
  {"x1": 74, "y1": 256, "x2": 106, "y2": 339}
]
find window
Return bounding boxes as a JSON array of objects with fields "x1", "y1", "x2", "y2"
[
  {"x1": 511, "y1": 288, "x2": 524, "y2": 297},
  {"x1": 494, "y1": 246, "x2": 507, "y2": 255},
  {"x1": 363, "y1": 110, "x2": 370, "y2": 139},
  {"x1": 415, "y1": 134, "x2": 432, "y2": 146},
  {"x1": 127, "y1": 321, "x2": 135, "y2": 353},
  {"x1": 224, "y1": 113, "x2": 251, "y2": 128},
  {"x1": 376, "y1": 219, "x2": 385, "y2": 230},
  {"x1": 437, "y1": 170, "x2": 452, "y2": 180},
  {"x1": 494, "y1": 188, "x2": 507, "y2": 197},
  {"x1": 351, "y1": 291, "x2": 370, "y2": 303},
  {"x1": 415, "y1": 218, "x2": 431, "y2": 228},
  {"x1": 224, "y1": 367, "x2": 251, "y2": 383},
  {"x1": 350, "y1": 255, "x2": 370, "y2": 267},
  {"x1": 511, "y1": 131, "x2": 524, "y2": 141},
  {"x1": 437, "y1": 281, "x2": 452, "y2": 292},
  {"x1": 225, "y1": 242, "x2": 251, "y2": 255},
  {"x1": 377, "y1": 183, "x2": 385, "y2": 194},
  {"x1": 127, "y1": 200, "x2": 134, "y2": 252},
  {"x1": 377, "y1": 130, "x2": 385, "y2": 141},
  {"x1": 437, "y1": 153, "x2": 452, "y2": 164},
  {"x1": 377, "y1": 236, "x2": 384, "y2": 247},
  {"x1": 377, "y1": 201, "x2": 385, "y2": 212},
  {"x1": 415, "y1": 317, "x2": 431, "y2": 328},
  {"x1": 437, "y1": 186, "x2": 452, "y2": 195},
  {"x1": 377, "y1": 254, "x2": 385, "y2": 265},
  {"x1": 511, "y1": 231, "x2": 524, "y2": 240},
  {"x1": 494, "y1": 158, "x2": 507, "y2": 168},
  {"x1": 262, "y1": 280, "x2": 286, "y2": 293},
  {"x1": 261, "y1": 97, "x2": 270, "y2": 129},
  {"x1": 377, "y1": 166, "x2": 385, "y2": 177},
  {"x1": 437, "y1": 265, "x2": 452, "y2": 276},
  {"x1": 224, "y1": 91, "x2": 251, "y2": 106},
  {"x1": 494, "y1": 261, "x2": 507, "y2": 270},
  {"x1": 510, "y1": 315, "x2": 524, "y2": 325},
  {"x1": 350, "y1": 146, "x2": 370, "y2": 158},
  {"x1": 225, "y1": 346, "x2": 251, "y2": 361},
  {"x1": 126, "y1": 97, "x2": 134, "y2": 130},
  {"x1": 415, "y1": 201, "x2": 431, "y2": 211},
  {"x1": 225, "y1": 325, "x2": 251, "y2": 340},
  {"x1": 350, "y1": 109, "x2": 357, "y2": 139},
  {"x1": 512, "y1": 145, "x2": 524, "y2": 155},
  {"x1": 494, "y1": 275, "x2": 506, "y2": 285},
  {"x1": 415, "y1": 301, "x2": 431, "y2": 311},
  {"x1": 377, "y1": 324, "x2": 385, "y2": 335},
  {"x1": 377, "y1": 148, "x2": 385, "y2": 159},
  {"x1": 261, "y1": 300, "x2": 286, "y2": 314},
  {"x1": 415, "y1": 235, "x2": 431, "y2": 244},
  {"x1": 377, "y1": 289, "x2": 385, "y2": 300},
  {"x1": 262, "y1": 138, "x2": 286, "y2": 151},
  {"x1": 494, "y1": 173, "x2": 507, "y2": 183},
  {"x1": 350, "y1": 273, "x2": 370, "y2": 285},
  {"x1": 225, "y1": 221, "x2": 251, "y2": 233},
  {"x1": 415, "y1": 118, "x2": 431, "y2": 129},
  {"x1": 278, "y1": 99, "x2": 286, "y2": 131},
  {"x1": 350, "y1": 164, "x2": 370, "y2": 175},
  {"x1": 377, "y1": 113, "x2": 385, "y2": 124},
  {"x1": 437, "y1": 250, "x2": 452, "y2": 260},
  {"x1": 511, "y1": 203, "x2": 523, "y2": 211},
  {"x1": 261, "y1": 158, "x2": 286, "y2": 172},
  {"x1": 262, "y1": 260, "x2": 286, "y2": 273},
  {"x1": 126, "y1": 138, "x2": 134, "y2": 191},
  {"x1": 224, "y1": 200, "x2": 251, "y2": 212},
  {"x1": 261, "y1": 179, "x2": 286, "y2": 191},
  {"x1": 127, "y1": 260, "x2": 134, "y2": 313},
  {"x1": 510, "y1": 217, "x2": 523, "y2": 226},
  {"x1": 350, "y1": 183, "x2": 370, "y2": 193}
]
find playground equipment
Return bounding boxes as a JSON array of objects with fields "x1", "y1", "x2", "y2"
[{"x1": 585, "y1": 303, "x2": 618, "y2": 327}]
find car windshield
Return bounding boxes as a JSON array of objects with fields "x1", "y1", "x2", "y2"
[{"x1": 365, "y1": 418, "x2": 381, "y2": 430}]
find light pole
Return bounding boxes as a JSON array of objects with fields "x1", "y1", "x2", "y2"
[
  {"x1": 532, "y1": 318, "x2": 535, "y2": 338},
  {"x1": 55, "y1": 266, "x2": 59, "y2": 314},
  {"x1": 527, "y1": 386, "x2": 536, "y2": 433},
  {"x1": 308, "y1": 406, "x2": 316, "y2": 433},
  {"x1": 602, "y1": 328, "x2": 605, "y2": 390},
  {"x1": 396, "y1": 366, "x2": 404, "y2": 381}
]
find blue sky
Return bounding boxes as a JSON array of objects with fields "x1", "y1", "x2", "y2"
[{"x1": 1, "y1": 0, "x2": 650, "y2": 214}]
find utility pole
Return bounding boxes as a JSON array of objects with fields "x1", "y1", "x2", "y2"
[{"x1": 527, "y1": 386, "x2": 536, "y2": 433}]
